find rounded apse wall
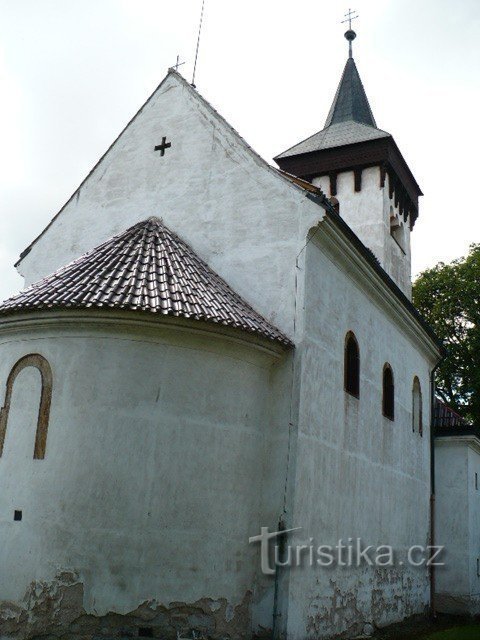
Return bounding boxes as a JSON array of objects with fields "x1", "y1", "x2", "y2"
[{"x1": 0, "y1": 312, "x2": 285, "y2": 638}]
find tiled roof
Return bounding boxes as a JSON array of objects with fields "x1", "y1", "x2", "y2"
[
  {"x1": 0, "y1": 218, "x2": 292, "y2": 347},
  {"x1": 434, "y1": 399, "x2": 469, "y2": 429}
]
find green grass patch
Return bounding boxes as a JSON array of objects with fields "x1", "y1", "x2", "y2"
[{"x1": 425, "y1": 626, "x2": 480, "y2": 639}]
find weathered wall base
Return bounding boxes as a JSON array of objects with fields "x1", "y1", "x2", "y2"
[
  {"x1": 0, "y1": 572, "x2": 253, "y2": 640},
  {"x1": 297, "y1": 567, "x2": 429, "y2": 640},
  {"x1": 435, "y1": 593, "x2": 480, "y2": 617}
]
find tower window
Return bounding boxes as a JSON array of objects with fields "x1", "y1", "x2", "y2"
[
  {"x1": 344, "y1": 332, "x2": 360, "y2": 398},
  {"x1": 476, "y1": 473, "x2": 478, "y2": 491},
  {"x1": 412, "y1": 376, "x2": 423, "y2": 435},
  {"x1": 390, "y1": 208, "x2": 406, "y2": 254},
  {"x1": 382, "y1": 364, "x2": 394, "y2": 421}
]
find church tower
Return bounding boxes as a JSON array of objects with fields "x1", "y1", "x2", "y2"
[{"x1": 274, "y1": 27, "x2": 422, "y2": 298}]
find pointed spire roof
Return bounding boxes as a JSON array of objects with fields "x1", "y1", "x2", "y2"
[
  {"x1": 0, "y1": 218, "x2": 291, "y2": 346},
  {"x1": 324, "y1": 57, "x2": 376, "y2": 128},
  {"x1": 275, "y1": 57, "x2": 390, "y2": 161}
]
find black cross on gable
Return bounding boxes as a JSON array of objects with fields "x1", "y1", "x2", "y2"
[{"x1": 154, "y1": 136, "x2": 171, "y2": 157}]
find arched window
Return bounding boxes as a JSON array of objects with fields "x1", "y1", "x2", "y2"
[
  {"x1": 0, "y1": 354, "x2": 53, "y2": 459},
  {"x1": 412, "y1": 376, "x2": 423, "y2": 435},
  {"x1": 344, "y1": 332, "x2": 360, "y2": 398},
  {"x1": 382, "y1": 364, "x2": 394, "y2": 420}
]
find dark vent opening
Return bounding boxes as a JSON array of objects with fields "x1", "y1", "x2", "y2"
[{"x1": 14, "y1": 510, "x2": 22, "y2": 521}]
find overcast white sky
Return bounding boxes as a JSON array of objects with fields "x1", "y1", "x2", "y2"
[{"x1": 0, "y1": 0, "x2": 479, "y2": 300}]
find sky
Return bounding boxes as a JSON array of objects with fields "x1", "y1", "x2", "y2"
[{"x1": 0, "y1": 0, "x2": 479, "y2": 301}]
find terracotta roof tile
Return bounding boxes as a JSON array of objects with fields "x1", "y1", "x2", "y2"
[{"x1": 0, "y1": 218, "x2": 292, "y2": 347}]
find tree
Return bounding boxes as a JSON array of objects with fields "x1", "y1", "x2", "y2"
[{"x1": 413, "y1": 244, "x2": 480, "y2": 424}]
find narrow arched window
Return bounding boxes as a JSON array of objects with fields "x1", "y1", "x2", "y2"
[
  {"x1": 344, "y1": 332, "x2": 360, "y2": 398},
  {"x1": 412, "y1": 376, "x2": 423, "y2": 435},
  {"x1": 0, "y1": 354, "x2": 53, "y2": 459},
  {"x1": 382, "y1": 364, "x2": 394, "y2": 420}
]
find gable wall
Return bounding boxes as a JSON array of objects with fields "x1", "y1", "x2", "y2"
[{"x1": 17, "y1": 73, "x2": 325, "y2": 339}]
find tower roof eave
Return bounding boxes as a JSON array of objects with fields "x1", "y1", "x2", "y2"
[
  {"x1": 274, "y1": 121, "x2": 391, "y2": 160},
  {"x1": 275, "y1": 135, "x2": 422, "y2": 227}
]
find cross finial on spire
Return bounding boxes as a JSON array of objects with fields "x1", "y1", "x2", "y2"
[
  {"x1": 342, "y1": 8, "x2": 358, "y2": 31},
  {"x1": 341, "y1": 8, "x2": 358, "y2": 58}
]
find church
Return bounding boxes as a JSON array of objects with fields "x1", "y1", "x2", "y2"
[{"x1": 0, "y1": 24, "x2": 475, "y2": 640}]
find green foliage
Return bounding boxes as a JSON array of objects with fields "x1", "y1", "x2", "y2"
[{"x1": 413, "y1": 244, "x2": 480, "y2": 424}]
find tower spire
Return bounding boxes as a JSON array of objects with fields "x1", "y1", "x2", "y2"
[
  {"x1": 341, "y1": 8, "x2": 358, "y2": 58},
  {"x1": 323, "y1": 56, "x2": 376, "y2": 128}
]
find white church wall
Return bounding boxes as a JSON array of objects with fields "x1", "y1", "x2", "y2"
[
  {"x1": 16, "y1": 71, "x2": 325, "y2": 341},
  {"x1": 0, "y1": 313, "x2": 291, "y2": 638},
  {"x1": 4, "y1": 63, "x2": 439, "y2": 640},
  {"x1": 435, "y1": 438, "x2": 480, "y2": 615},
  {"x1": 467, "y1": 445, "x2": 480, "y2": 603},
  {"x1": 250, "y1": 349, "x2": 301, "y2": 635},
  {"x1": 313, "y1": 168, "x2": 412, "y2": 297},
  {"x1": 281, "y1": 230, "x2": 436, "y2": 639}
]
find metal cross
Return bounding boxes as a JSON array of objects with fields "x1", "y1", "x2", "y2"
[
  {"x1": 154, "y1": 137, "x2": 171, "y2": 157},
  {"x1": 341, "y1": 8, "x2": 358, "y2": 30},
  {"x1": 173, "y1": 55, "x2": 185, "y2": 71}
]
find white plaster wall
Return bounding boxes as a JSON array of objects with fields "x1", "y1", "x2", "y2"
[
  {"x1": 467, "y1": 445, "x2": 480, "y2": 598},
  {"x1": 282, "y1": 235, "x2": 434, "y2": 639},
  {"x1": 313, "y1": 168, "x2": 412, "y2": 297},
  {"x1": 0, "y1": 315, "x2": 290, "y2": 634},
  {"x1": 16, "y1": 71, "x2": 325, "y2": 340},
  {"x1": 434, "y1": 442, "x2": 470, "y2": 603},
  {"x1": 435, "y1": 439, "x2": 480, "y2": 614}
]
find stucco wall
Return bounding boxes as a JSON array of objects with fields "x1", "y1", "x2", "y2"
[
  {"x1": 280, "y1": 233, "x2": 434, "y2": 639},
  {"x1": 467, "y1": 445, "x2": 480, "y2": 598},
  {"x1": 313, "y1": 168, "x2": 412, "y2": 297},
  {"x1": 435, "y1": 438, "x2": 480, "y2": 614},
  {"x1": 0, "y1": 313, "x2": 291, "y2": 639},
  {"x1": 5, "y1": 67, "x2": 442, "y2": 639}
]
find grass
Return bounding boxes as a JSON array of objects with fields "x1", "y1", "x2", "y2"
[{"x1": 424, "y1": 626, "x2": 480, "y2": 639}]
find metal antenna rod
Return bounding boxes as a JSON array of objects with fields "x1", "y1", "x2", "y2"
[{"x1": 191, "y1": 0, "x2": 205, "y2": 88}]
